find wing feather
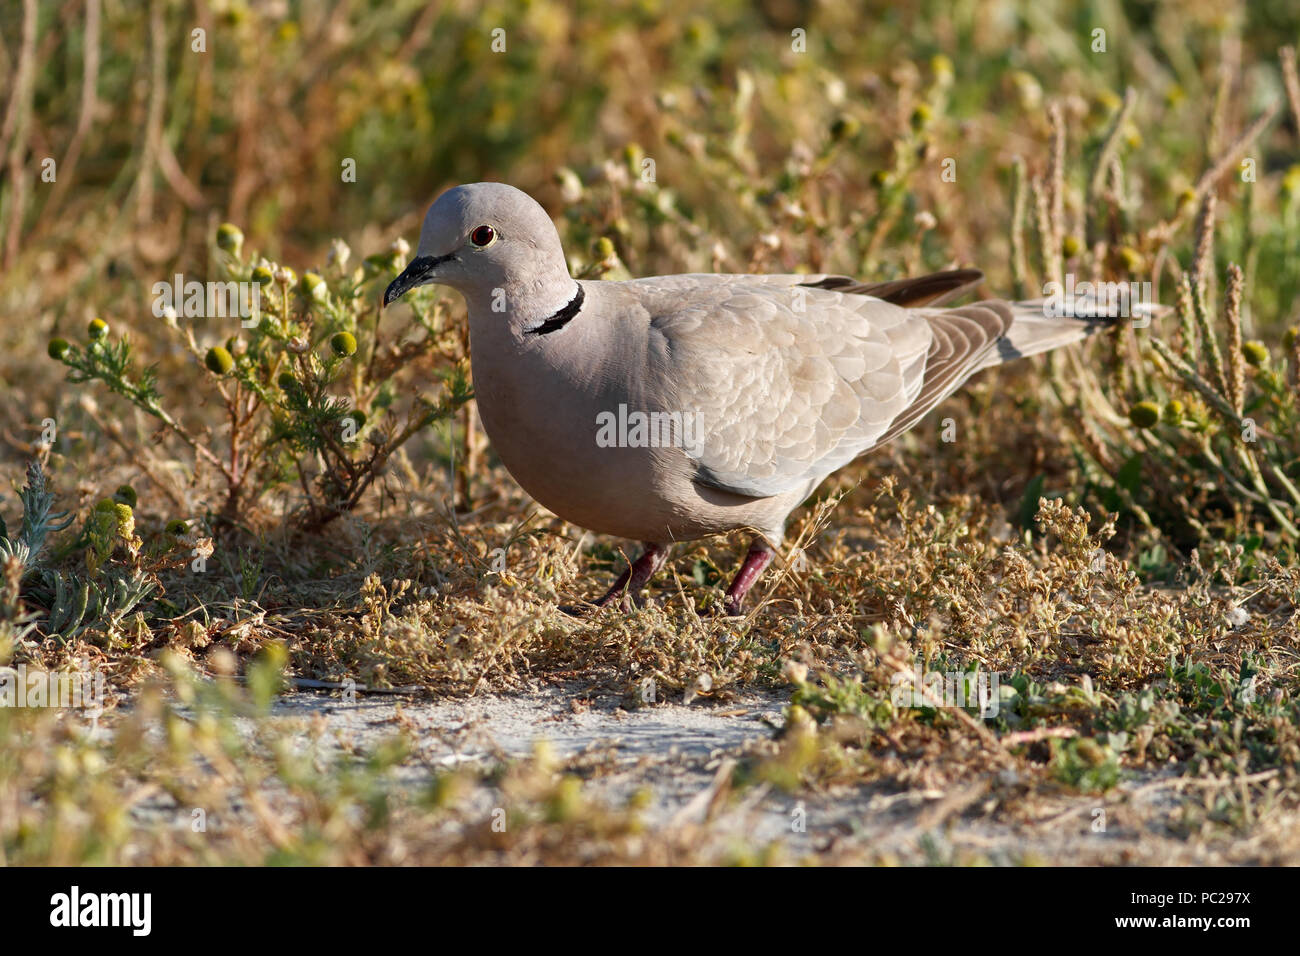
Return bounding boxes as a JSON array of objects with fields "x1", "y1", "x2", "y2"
[{"x1": 637, "y1": 277, "x2": 932, "y2": 498}]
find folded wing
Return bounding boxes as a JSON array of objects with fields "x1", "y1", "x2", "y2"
[{"x1": 637, "y1": 272, "x2": 1014, "y2": 499}]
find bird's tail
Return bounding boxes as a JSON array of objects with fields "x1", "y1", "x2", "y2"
[{"x1": 977, "y1": 296, "x2": 1167, "y2": 370}]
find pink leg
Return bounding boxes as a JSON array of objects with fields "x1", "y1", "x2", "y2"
[
  {"x1": 589, "y1": 543, "x2": 669, "y2": 610},
  {"x1": 723, "y1": 540, "x2": 775, "y2": 615}
]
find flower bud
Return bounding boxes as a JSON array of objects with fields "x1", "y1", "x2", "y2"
[
  {"x1": 328, "y1": 238, "x2": 352, "y2": 270},
  {"x1": 1128, "y1": 401, "x2": 1160, "y2": 429},
  {"x1": 1283, "y1": 165, "x2": 1300, "y2": 198},
  {"x1": 554, "y1": 167, "x2": 583, "y2": 203},
  {"x1": 216, "y1": 223, "x2": 244, "y2": 257},
  {"x1": 330, "y1": 331, "x2": 357, "y2": 357},
  {"x1": 113, "y1": 502, "x2": 135, "y2": 540},
  {"x1": 205, "y1": 346, "x2": 234, "y2": 376},
  {"x1": 830, "y1": 114, "x2": 860, "y2": 140},
  {"x1": 300, "y1": 272, "x2": 327, "y2": 301},
  {"x1": 1242, "y1": 341, "x2": 1268, "y2": 367}
]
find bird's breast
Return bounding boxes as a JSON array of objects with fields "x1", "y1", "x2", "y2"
[{"x1": 468, "y1": 336, "x2": 688, "y2": 538}]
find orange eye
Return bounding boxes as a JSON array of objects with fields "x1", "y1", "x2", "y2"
[{"x1": 470, "y1": 225, "x2": 495, "y2": 247}]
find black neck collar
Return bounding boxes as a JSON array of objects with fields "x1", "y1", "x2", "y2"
[{"x1": 527, "y1": 284, "x2": 585, "y2": 336}]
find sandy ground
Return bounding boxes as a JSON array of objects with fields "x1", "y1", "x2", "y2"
[{"x1": 230, "y1": 685, "x2": 1294, "y2": 865}]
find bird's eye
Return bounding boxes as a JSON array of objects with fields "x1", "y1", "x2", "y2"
[{"x1": 469, "y1": 225, "x2": 496, "y2": 247}]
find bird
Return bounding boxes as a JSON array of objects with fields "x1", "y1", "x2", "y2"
[{"x1": 383, "y1": 182, "x2": 1135, "y2": 615}]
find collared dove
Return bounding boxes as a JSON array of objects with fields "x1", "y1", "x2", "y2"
[{"x1": 384, "y1": 182, "x2": 1133, "y2": 614}]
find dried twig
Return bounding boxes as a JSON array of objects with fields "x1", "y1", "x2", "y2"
[
  {"x1": 1086, "y1": 87, "x2": 1136, "y2": 246},
  {"x1": 1223, "y1": 263, "x2": 1246, "y2": 414}
]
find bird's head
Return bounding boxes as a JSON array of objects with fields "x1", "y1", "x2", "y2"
[{"x1": 382, "y1": 182, "x2": 569, "y2": 308}]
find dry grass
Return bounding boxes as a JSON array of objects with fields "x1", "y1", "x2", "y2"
[{"x1": 3, "y1": 0, "x2": 1300, "y2": 865}]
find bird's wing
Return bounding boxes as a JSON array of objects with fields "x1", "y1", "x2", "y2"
[
  {"x1": 640, "y1": 269, "x2": 982, "y2": 308},
  {"x1": 637, "y1": 276, "x2": 935, "y2": 498},
  {"x1": 798, "y1": 269, "x2": 984, "y2": 307}
]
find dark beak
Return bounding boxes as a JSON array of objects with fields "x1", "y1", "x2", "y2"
[{"x1": 382, "y1": 253, "x2": 452, "y2": 307}]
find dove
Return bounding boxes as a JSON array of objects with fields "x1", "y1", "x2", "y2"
[{"x1": 384, "y1": 182, "x2": 1138, "y2": 614}]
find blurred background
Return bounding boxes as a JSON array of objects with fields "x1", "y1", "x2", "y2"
[
  {"x1": 1, "y1": 0, "x2": 1298, "y2": 524},
  {"x1": 5, "y1": 2, "x2": 1300, "y2": 867}
]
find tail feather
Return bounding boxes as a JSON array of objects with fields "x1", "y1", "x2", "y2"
[{"x1": 977, "y1": 299, "x2": 1166, "y2": 370}]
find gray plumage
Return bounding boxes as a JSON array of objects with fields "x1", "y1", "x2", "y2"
[{"x1": 384, "y1": 182, "x2": 1135, "y2": 611}]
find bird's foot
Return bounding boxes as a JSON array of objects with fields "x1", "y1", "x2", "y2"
[
  {"x1": 720, "y1": 540, "x2": 776, "y2": 616},
  {"x1": 563, "y1": 543, "x2": 668, "y2": 616}
]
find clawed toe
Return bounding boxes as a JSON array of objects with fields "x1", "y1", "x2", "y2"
[{"x1": 559, "y1": 593, "x2": 639, "y2": 616}]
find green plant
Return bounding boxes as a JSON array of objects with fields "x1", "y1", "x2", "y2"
[
  {"x1": 47, "y1": 232, "x2": 473, "y2": 529},
  {"x1": 0, "y1": 460, "x2": 74, "y2": 579},
  {"x1": 992, "y1": 55, "x2": 1300, "y2": 551},
  {"x1": 0, "y1": 461, "x2": 193, "y2": 651}
]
